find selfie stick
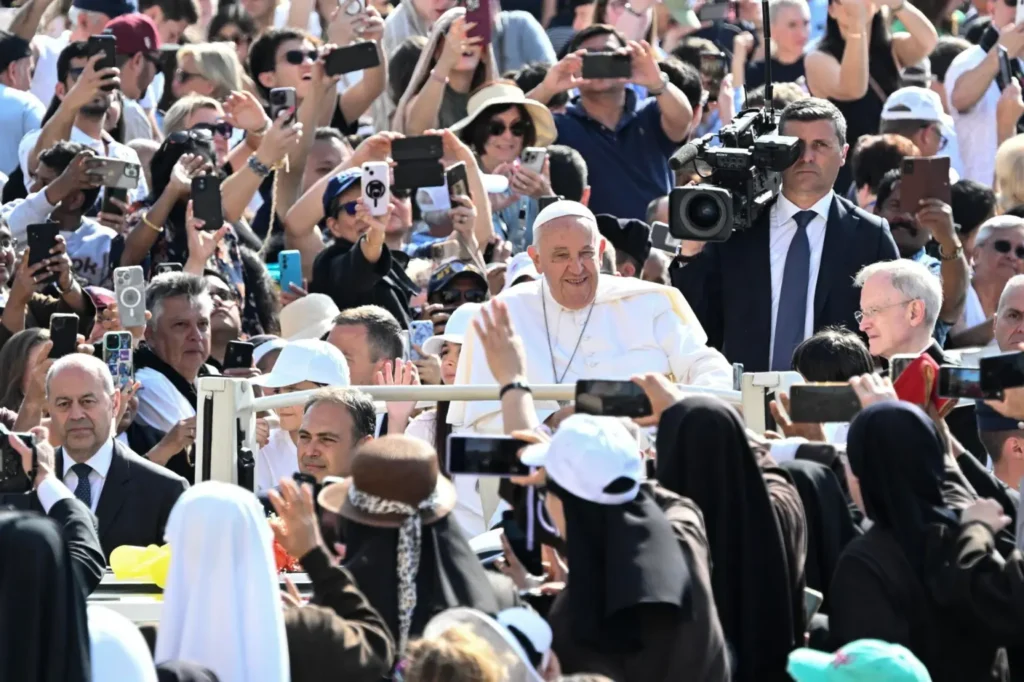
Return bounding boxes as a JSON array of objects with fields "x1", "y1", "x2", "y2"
[{"x1": 762, "y1": 0, "x2": 774, "y2": 116}]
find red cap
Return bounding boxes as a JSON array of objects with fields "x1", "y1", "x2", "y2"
[{"x1": 104, "y1": 13, "x2": 161, "y2": 55}]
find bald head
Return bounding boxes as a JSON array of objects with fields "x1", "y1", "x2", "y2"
[
  {"x1": 46, "y1": 353, "x2": 114, "y2": 400},
  {"x1": 996, "y1": 274, "x2": 1024, "y2": 350}
]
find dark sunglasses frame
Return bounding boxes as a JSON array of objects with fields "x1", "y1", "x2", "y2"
[
  {"x1": 167, "y1": 129, "x2": 214, "y2": 146},
  {"x1": 283, "y1": 49, "x2": 319, "y2": 65},
  {"x1": 436, "y1": 288, "x2": 488, "y2": 305},
  {"x1": 487, "y1": 119, "x2": 531, "y2": 138},
  {"x1": 993, "y1": 239, "x2": 1024, "y2": 259},
  {"x1": 192, "y1": 121, "x2": 234, "y2": 138}
]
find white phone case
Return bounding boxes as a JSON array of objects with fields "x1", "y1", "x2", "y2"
[
  {"x1": 114, "y1": 266, "x2": 147, "y2": 328},
  {"x1": 521, "y1": 147, "x2": 546, "y2": 174},
  {"x1": 361, "y1": 162, "x2": 391, "y2": 217}
]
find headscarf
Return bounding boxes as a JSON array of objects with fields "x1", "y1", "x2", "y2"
[
  {"x1": 779, "y1": 460, "x2": 861, "y2": 611},
  {"x1": 343, "y1": 514, "x2": 502, "y2": 652},
  {"x1": 655, "y1": 396, "x2": 798, "y2": 681},
  {"x1": 155, "y1": 482, "x2": 290, "y2": 682},
  {"x1": 846, "y1": 402, "x2": 959, "y2": 575},
  {"x1": 547, "y1": 477, "x2": 691, "y2": 653},
  {"x1": 0, "y1": 510, "x2": 90, "y2": 682},
  {"x1": 88, "y1": 606, "x2": 158, "y2": 682},
  {"x1": 391, "y1": 7, "x2": 497, "y2": 134}
]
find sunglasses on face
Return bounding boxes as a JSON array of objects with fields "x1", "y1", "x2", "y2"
[
  {"x1": 993, "y1": 239, "x2": 1024, "y2": 259},
  {"x1": 488, "y1": 119, "x2": 531, "y2": 138},
  {"x1": 192, "y1": 121, "x2": 234, "y2": 138},
  {"x1": 283, "y1": 49, "x2": 318, "y2": 65},
  {"x1": 334, "y1": 200, "x2": 359, "y2": 218},
  {"x1": 210, "y1": 288, "x2": 239, "y2": 304},
  {"x1": 436, "y1": 288, "x2": 487, "y2": 305},
  {"x1": 217, "y1": 32, "x2": 251, "y2": 45},
  {"x1": 168, "y1": 129, "x2": 214, "y2": 145},
  {"x1": 176, "y1": 69, "x2": 206, "y2": 83}
]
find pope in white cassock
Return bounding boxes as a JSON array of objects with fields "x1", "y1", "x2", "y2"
[{"x1": 449, "y1": 200, "x2": 734, "y2": 434}]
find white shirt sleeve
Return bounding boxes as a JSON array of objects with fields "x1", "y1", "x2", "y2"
[
  {"x1": 18, "y1": 128, "x2": 42, "y2": 183},
  {"x1": 654, "y1": 304, "x2": 734, "y2": 388},
  {"x1": 8, "y1": 189, "x2": 57, "y2": 245},
  {"x1": 135, "y1": 368, "x2": 196, "y2": 433},
  {"x1": 36, "y1": 474, "x2": 74, "y2": 513}
]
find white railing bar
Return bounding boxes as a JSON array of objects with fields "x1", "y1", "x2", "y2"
[{"x1": 249, "y1": 383, "x2": 742, "y2": 413}]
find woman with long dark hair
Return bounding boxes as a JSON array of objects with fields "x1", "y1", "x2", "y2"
[{"x1": 805, "y1": 0, "x2": 937, "y2": 192}]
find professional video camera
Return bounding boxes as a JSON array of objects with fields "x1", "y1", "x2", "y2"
[{"x1": 667, "y1": 0, "x2": 804, "y2": 243}]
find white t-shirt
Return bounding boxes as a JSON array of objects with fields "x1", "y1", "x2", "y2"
[
  {"x1": 950, "y1": 283, "x2": 1000, "y2": 348},
  {"x1": 945, "y1": 45, "x2": 1002, "y2": 186},
  {"x1": 256, "y1": 428, "x2": 299, "y2": 494},
  {"x1": 62, "y1": 219, "x2": 117, "y2": 287},
  {"x1": 29, "y1": 30, "x2": 70, "y2": 109},
  {"x1": 274, "y1": 2, "x2": 322, "y2": 36},
  {"x1": 0, "y1": 84, "x2": 45, "y2": 175}
]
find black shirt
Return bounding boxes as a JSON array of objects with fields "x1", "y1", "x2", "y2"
[{"x1": 745, "y1": 56, "x2": 806, "y2": 90}]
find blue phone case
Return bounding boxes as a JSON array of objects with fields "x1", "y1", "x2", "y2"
[{"x1": 278, "y1": 250, "x2": 302, "y2": 292}]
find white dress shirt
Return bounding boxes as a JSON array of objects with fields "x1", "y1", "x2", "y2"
[
  {"x1": 768, "y1": 191, "x2": 834, "y2": 365},
  {"x1": 59, "y1": 440, "x2": 115, "y2": 514},
  {"x1": 256, "y1": 428, "x2": 299, "y2": 494}
]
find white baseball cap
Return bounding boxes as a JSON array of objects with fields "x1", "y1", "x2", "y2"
[
  {"x1": 423, "y1": 607, "x2": 545, "y2": 682},
  {"x1": 496, "y1": 607, "x2": 553, "y2": 674},
  {"x1": 279, "y1": 294, "x2": 340, "y2": 341},
  {"x1": 520, "y1": 415, "x2": 644, "y2": 505},
  {"x1": 881, "y1": 86, "x2": 943, "y2": 123},
  {"x1": 502, "y1": 252, "x2": 540, "y2": 292},
  {"x1": 251, "y1": 339, "x2": 350, "y2": 389},
  {"x1": 421, "y1": 302, "x2": 482, "y2": 357}
]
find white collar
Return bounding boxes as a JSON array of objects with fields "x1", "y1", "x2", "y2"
[
  {"x1": 777, "y1": 191, "x2": 835, "y2": 226},
  {"x1": 63, "y1": 439, "x2": 115, "y2": 479},
  {"x1": 70, "y1": 125, "x2": 114, "y2": 148}
]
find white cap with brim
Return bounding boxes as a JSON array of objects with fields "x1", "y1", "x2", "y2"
[
  {"x1": 502, "y1": 252, "x2": 540, "y2": 292},
  {"x1": 280, "y1": 294, "x2": 340, "y2": 341},
  {"x1": 423, "y1": 607, "x2": 545, "y2": 682},
  {"x1": 253, "y1": 337, "x2": 287, "y2": 365},
  {"x1": 251, "y1": 339, "x2": 350, "y2": 389},
  {"x1": 422, "y1": 302, "x2": 483, "y2": 357},
  {"x1": 497, "y1": 607, "x2": 553, "y2": 674},
  {"x1": 520, "y1": 414, "x2": 644, "y2": 506},
  {"x1": 881, "y1": 86, "x2": 944, "y2": 123}
]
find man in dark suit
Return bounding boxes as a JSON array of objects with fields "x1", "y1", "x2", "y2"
[
  {"x1": 672, "y1": 98, "x2": 900, "y2": 373},
  {"x1": 15, "y1": 353, "x2": 187, "y2": 559}
]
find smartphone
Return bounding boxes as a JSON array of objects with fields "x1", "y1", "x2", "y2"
[
  {"x1": 0, "y1": 423, "x2": 35, "y2": 494},
  {"x1": 446, "y1": 435, "x2": 532, "y2": 477},
  {"x1": 224, "y1": 340, "x2": 255, "y2": 370},
  {"x1": 575, "y1": 380, "x2": 653, "y2": 418},
  {"x1": 445, "y1": 161, "x2": 469, "y2": 200},
  {"x1": 101, "y1": 186, "x2": 129, "y2": 216},
  {"x1": 581, "y1": 51, "x2": 632, "y2": 80},
  {"x1": 343, "y1": 0, "x2": 364, "y2": 13},
  {"x1": 981, "y1": 351, "x2": 1024, "y2": 393},
  {"x1": 788, "y1": 384, "x2": 861, "y2": 423},
  {"x1": 889, "y1": 353, "x2": 918, "y2": 381},
  {"x1": 269, "y1": 87, "x2": 297, "y2": 125},
  {"x1": 651, "y1": 221, "x2": 682, "y2": 253},
  {"x1": 998, "y1": 46, "x2": 1012, "y2": 90},
  {"x1": 103, "y1": 331, "x2": 134, "y2": 390},
  {"x1": 191, "y1": 175, "x2": 223, "y2": 230},
  {"x1": 900, "y1": 156, "x2": 951, "y2": 212},
  {"x1": 538, "y1": 195, "x2": 562, "y2": 211},
  {"x1": 114, "y1": 265, "x2": 147, "y2": 328},
  {"x1": 521, "y1": 147, "x2": 546, "y2": 174},
  {"x1": 697, "y1": 1, "x2": 730, "y2": 21},
  {"x1": 430, "y1": 241, "x2": 461, "y2": 261},
  {"x1": 391, "y1": 136, "x2": 444, "y2": 162},
  {"x1": 699, "y1": 51, "x2": 729, "y2": 82},
  {"x1": 88, "y1": 34, "x2": 116, "y2": 90},
  {"x1": 49, "y1": 313, "x2": 79, "y2": 359},
  {"x1": 324, "y1": 42, "x2": 380, "y2": 76},
  {"x1": 91, "y1": 157, "x2": 141, "y2": 189},
  {"x1": 154, "y1": 262, "x2": 182, "y2": 275},
  {"x1": 462, "y1": 0, "x2": 492, "y2": 44},
  {"x1": 361, "y1": 161, "x2": 390, "y2": 216},
  {"x1": 408, "y1": 320, "x2": 434, "y2": 360},
  {"x1": 26, "y1": 222, "x2": 59, "y2": 276},
  {"x1": 804, "y1": 588, "x2": 824, "y2": 622},
  {"x1": 938, "y1": 365, "x2": 1002, "y2": 400},
  {"x1": 278, "y1": 249, "x2": 303, "y2": 292},
  {"x1": 394, "y1": 159, "x2": 445, "y2": 190}
]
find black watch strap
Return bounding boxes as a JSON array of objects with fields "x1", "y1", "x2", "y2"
[{"x1": 500, "y1": 381, "x2": 532, "y2": 399}]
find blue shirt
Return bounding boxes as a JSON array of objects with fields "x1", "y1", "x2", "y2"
[
  {"x1": 910, "y1": 248, "x2": 951, "y2": 347},
  {"x1": 493, "y1": 195, "x2": 539, "y2": 254},
  {"x1": 554, "y1": 89, "x2": 679, "y2": 220},
  {"x1": 0, "y1": 84, "x2": 44, "y2": 176}
]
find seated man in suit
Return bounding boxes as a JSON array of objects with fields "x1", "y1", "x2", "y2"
[
  {"x1": 673, "y1": 98, "x2": 900, "y2": 372},
  {"x1": 40, "y1": 354, "x2": 187, "y2": 559}
]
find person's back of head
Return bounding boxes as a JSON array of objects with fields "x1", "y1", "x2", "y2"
[
  {"x1": 951, "y1": 179, "x2": 997, "y2": 251},
  {"x1": 512, "y1": 62, "x2": 569, "y2": 110},
  {"x1": 389, "y1": 36, "x2": 428, "y2": 105},
  {"x1": 404, "y1": 626, "x2": 506, "y2": 682},
  {"x1": 930, "y1": 35, "x2": 970, "y2": 83},
  {"x1": 791, "y1": 327, "x2": 874, "y2": 382},
  {"x1": 547, "y1": 144, "x2": 589, "y2": 204},
  {"x1": 658, "y1": 57, "x2": 702, "y2": 113},
  {"x1": 743, "y1": 82, "x2": 807, "y2": 110},
  {"x1": 850, "y1": 134, "x2": 919, "y2": 207}
]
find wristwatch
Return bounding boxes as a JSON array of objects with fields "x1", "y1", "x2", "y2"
[
  {"x1": 938, "y1": 240, "x2": 964, "y2": 261},
  {"x1": 647, "y1": 71, "x2": 670, "y2": 97}
]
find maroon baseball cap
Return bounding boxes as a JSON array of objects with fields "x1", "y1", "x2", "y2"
[{"x1": 104, "y1": 13, "x2": 162, "y2": 56}]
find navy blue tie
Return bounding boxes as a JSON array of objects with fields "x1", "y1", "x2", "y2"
[
  {"x1": 69, "y1": 463, "x2": 93, "y2": 509},
  {"x1": 771, "y1": 210, "x2": 816, "y2": 371}
]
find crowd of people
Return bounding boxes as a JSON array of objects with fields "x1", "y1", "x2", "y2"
[{"x1": 3, "y1": 0, "x2": 1024, "y2": 677}]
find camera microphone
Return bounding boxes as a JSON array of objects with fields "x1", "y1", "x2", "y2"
[{"x1": 669, "y1": 143, "x2": 700, "y2": 172}]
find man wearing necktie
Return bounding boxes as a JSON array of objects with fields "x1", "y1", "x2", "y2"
[{"x1": 673, "y1": 98, "x2": 900, "y2": 372}]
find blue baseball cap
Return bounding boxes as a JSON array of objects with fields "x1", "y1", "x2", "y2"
[
  {"x1": 428, "y1": 261, "x2": 487, "y2": 296},
  {"x1": 975, "y1": 400, "x2": 1024, "y2": 432},
  {"x1": 788, "y1": 640, "x2": 932, "y2": 682},
  {"x1": 321, "y1": 169, "x2": 361, "y2": 218}
]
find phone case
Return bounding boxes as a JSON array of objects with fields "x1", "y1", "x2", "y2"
[
  {"x1": 788, "y1": 384, "x2": 862, "y2": 423},
  {"x1": 408, "y1": 321, "x2": 434, "y2": 360},
  {"x1": 102, "y1": 187, "x2": 129, "y2": 215},
  {"x1": 391, "y1": 136, "x2": 444, "y2": 162},
  {"x1": 88, "y1": 35, "x2": 116, "y2": 70},
  {"x1": 155, "y1": 263, "x2": 182, "y2": 275},
  {"x1": 103, "y1": 331, "x2": 134, "y2": 389},
  {"x1": 361, "y1": 162, "x2": 391, "y2": 216},
  {"x1": 394, "y1": 160, "x2": 445, "y2": 190},
  {"x1": 94, "y1": 158, "x2": 141, "y2": 190},
  {"x1": 464, "y1": 0, "x2": 492, "y2": 44},
  {"x1": 49, "y1": 314, "x2": 79, "y2": 359},
  {"x1": 581, "y1": 52, "x2": 632, "y2": 79},
  {"x1": 191, "y1": 175, "x2": 223, "y2": 229},
  {"x1": 278, "y1": 250, "x2": 303, "y2": 292},
  {"x1": 900, "y1": 156, "x2": 951, "y2": 212},
  {"x1": 114, "y1": 266, "x2": 147, "y2": 328},
  {"x1": 446, "y1": 162, "x2": 469, "y2": 199},
  {"x1": 892, "y1": 353, "x2": 939, "y2": 406},
  {"x1": 521, "y1": 148, "x2": 546, "y2": 174},
  {"x1": 224, "y1": 341, "x2": 254, "y2": 370},
  {"x1": 27, "y1": 222, "x2": 58, "y2": 269},
  {"x1": 325, "y1": 42, "x2": 380, "y2": 76},
  {"x1": 269, "y1": 88, "x2": 296, "y2": 124}
]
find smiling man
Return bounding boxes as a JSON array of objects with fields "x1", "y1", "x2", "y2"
[
  {"x1": 451, "y1": 200, "x2": 733, "y2": 433},
  {"x1": 296, "y1": 386, "x2": 376, "y2": 481},
  {"x1": 674, "y1": 97, "x2": 900, "y2": 372}
]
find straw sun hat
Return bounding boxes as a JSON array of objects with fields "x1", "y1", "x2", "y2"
[{"x1": 448, "y1": 81, "x2": 558, "y2": 147}]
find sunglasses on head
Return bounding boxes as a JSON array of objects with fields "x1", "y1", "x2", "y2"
[
  {"x1": 993, "y1": 239, "x2": 1024, "y2": 259},
  {"x1": 437, "y1": 288, "x2": 487, "y2": 305},
  {"x1": 192, "y1": 121, "x2": 234, "y2": 138},
  {"x1": 283, "y1": 49, "x2": 318, "y2": 65},
  {"x1": 488, "y1": 119, "x2": 531, "y2": 138}
]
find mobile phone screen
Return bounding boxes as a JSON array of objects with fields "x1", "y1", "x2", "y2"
[
  {"x1": 446, "y1": 436, "x2": 532, "y2": 477},
  {"x1": 575, "y1": 380, "x2": 653, "y2": 418}
]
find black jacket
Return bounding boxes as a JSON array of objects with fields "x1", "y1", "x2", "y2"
[
  {"x1": 309, "y1": 236, "x2": 419, "y2": 329},
  {"x1": 50, "y1": 497, "x2": 106, "y2": 596},
  {"x1": 672, "y1": 195, "x2": 899, "y2": 372}
]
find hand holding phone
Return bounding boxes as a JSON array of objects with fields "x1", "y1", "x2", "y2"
[
  {"x1": 49, "y1": 314, "x2": 79, "y2": 359},
  {"x1": 900, "y1": 156, "x2": 951, "y2": 212},
  {"x1": 224, "y1": 340, "x2": 255, "y2": 370},
  {"x1": 446, "y1": 435, "x2": 532, "y2": 477},
  {"x1": 575, "y1": 380, "x2": 653, "y2": 418},
  {"x1": 269, "y1": 87, "x2": 297, "y2": 125}
]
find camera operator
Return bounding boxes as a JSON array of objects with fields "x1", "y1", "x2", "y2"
[{"x1": 673, "y1": 98, "x2": 899, "y2": 373}]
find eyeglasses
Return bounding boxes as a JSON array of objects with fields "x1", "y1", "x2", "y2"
[
  {"x1": 192, "y1": 121, "x2": 234, "y2": 138},
  {"x1": 142, "y1": 52, "x2": 162, "y2": 68},
  {"x1": 216, "y1": 32, "x2": 251, "y2": 46},
  {"x1": 854, "y1": 299, "x2": 914, "y2": 323},
  {"x1": 210, "y1": 288, "x2": 240, "y2": 304},
  {"x1": 435, "y1": 288, "x2": 487, "y2": 305},
  {"x1": 993, "y1": 239, "x2": 1024, "y2": 259},
  {"x1": 488, "y1": 119, "x2": 531, "y2": 138},
  {"x1": 283, "y1": 49, "x2": 318, "y2": 65},
  {"x1": 176, "y1": 69, "x2": 206, "y2": 83},
  {"x1": 0, "y1": 235, "x2": 15, "y2": 250},
  {"x1": 67, "y1": 67, "x2": 84, "y2": 80},
  {"x1": 167, "y1": 129, "x2": 214, "y2": 146}
]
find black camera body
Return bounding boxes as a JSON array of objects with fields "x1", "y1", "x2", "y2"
[{"x1": 668, "y1": 106, "x2": 802, "y2": 242}]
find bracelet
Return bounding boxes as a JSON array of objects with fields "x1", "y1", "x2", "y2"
[
  {"x1": 248, "y1": 154, "x2": 273, "y2": 178},
  {"x1": 141, "y1": 213, "x2": 163, "y2": 233},
  {"x1": 429, "y1": 68, "x2": 449, "y2": 85},
  {"x1": 938, "y1": 240, "x2": 964, "y2": 261},
  {"x1": 500, "y1": 381, "x2": 532, "y2": 399}
]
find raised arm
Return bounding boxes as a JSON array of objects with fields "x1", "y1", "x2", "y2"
[
  {"x1": 401, "y1": 16, "x2": 479, "y2": 135},
  {"x1": 804, "y1": 0, "x2": 871, "y2": 101}
]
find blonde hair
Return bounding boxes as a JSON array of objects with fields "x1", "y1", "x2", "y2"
[
  {"x1": 404, "y1": 627, "x2": 506, "y2": 682},
  {"x1": 995, "y1": 134, "x2": 1024, "y2": 212},
  {"x1": 178, "y1": 43, "x2": 246, "y2": 100},
  {"x1": 162, "y1": 94, "x2": 223, "y2": 136}
]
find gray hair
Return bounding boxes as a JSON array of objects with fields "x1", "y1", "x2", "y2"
[
  {"x1": 974, "y1": 215, "x2": 1024, "y2": 248},
  {"x1": 146, "y1": 272, "x2": 213, "y2": 329},
  {"x1": 779, "y1": 97, "x2": 848, "y2": 147},
  {"x1": 303, "y1": 387, "x2": 377, "y2": 443},
  {"x1": 46, "y1": 353, "x2": 114, "y2": 401},
  {"x1": 854, "y1": 259, "x2": 943, "y2": 331},
  {"x1": 998, "y1": 274, "x2": 1024, "y2": 313},
  {"x1": 769, "y1": 0, "x2": 809, "y2": 24}
]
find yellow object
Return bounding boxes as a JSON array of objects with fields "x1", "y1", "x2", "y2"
[{"x1": 110, "y1": 544, "x2": 172, "y2": 588}]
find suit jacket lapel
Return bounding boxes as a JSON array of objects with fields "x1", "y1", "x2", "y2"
[
  {"x1": 814, "y1": 197, "x2": 853, "y2": 323},
  {"x1": 95, "y1": 442, "x2": 131, "y2": 539}
]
